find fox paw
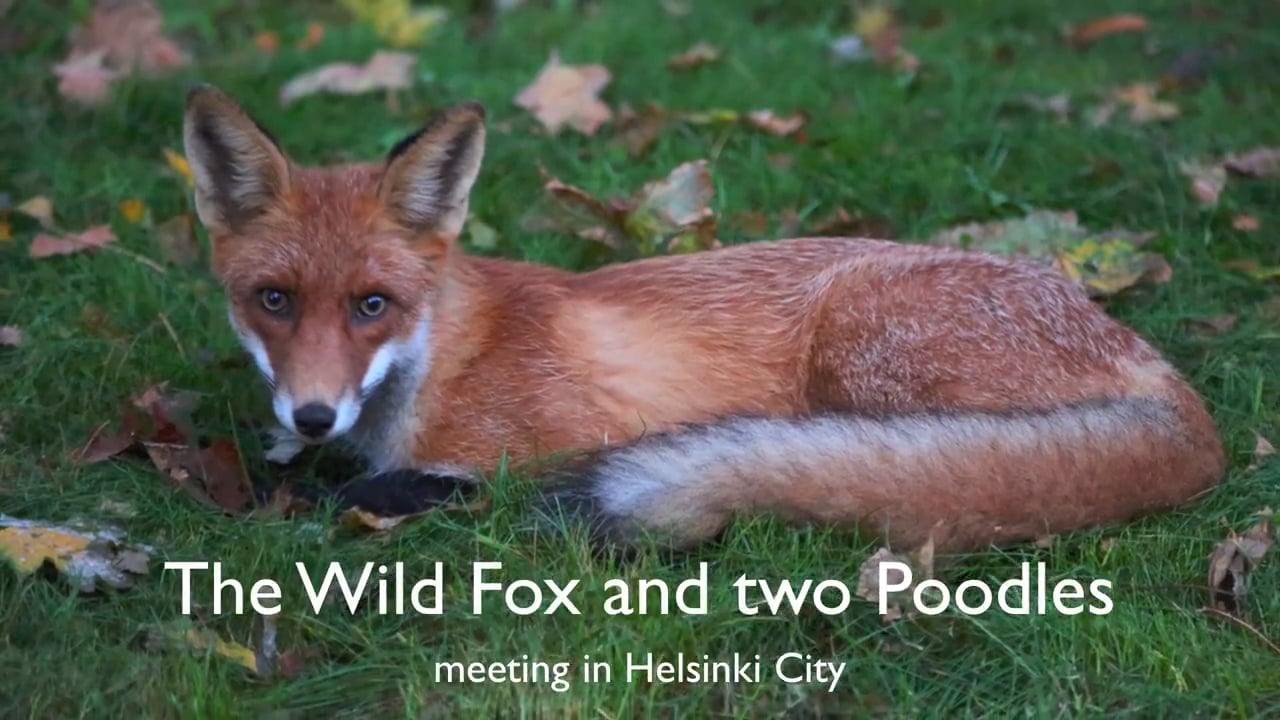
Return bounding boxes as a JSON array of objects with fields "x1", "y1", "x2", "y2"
[{"x1": 335, "y1": 468, "x2": 476, "y2": 516}]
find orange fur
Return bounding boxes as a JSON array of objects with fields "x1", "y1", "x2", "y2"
[{"x1": 184, "y1": 87, "x2": 1226, "y2": 552}]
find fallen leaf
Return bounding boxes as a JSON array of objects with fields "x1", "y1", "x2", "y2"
[
  {"x1": 744, "y1": 110, "x2": 806, "y2": 138},
  {"x1": 1179, "y1": 160, "x2": 1227, "y2": 207},
  {"x1": 729, "y1": 211, "x2": 769, "y2": 237},
  {"x1": 279, "y1": 51, "x2": 417, "y2": 105},
  {"x1": 1184, "y1": 314, "x2": 1238, "y2": 338},
  {"x1": 855, "y1": 536, "x2": 935, "y2": 623},
  {"x1": 0, "y1": 220, "x2": 10, "y2": 241},
  {"x1": 297, "y1": 22, "x2": 325, "y2": 50},
  {"x1": 1223, "y1": 147, "x2": 1280, "y2": 178},
  {"x1": 0, "y1": 515, "x2": 152, "y2": 592},
  {"x1": 1208, "y1": 510, "x2": 1275, "y2": 614},
  {"x1": 929, "y1": 210, "x2": 1166, "y2": 297},
  {"x1": 526, "y1": 161, "x2": 719, "y2": 257},
  {"x1": 667, "y1": 42, "x2": 720, "y2": 71},
  {"x1": 0, "y1": 326, "x2": 20, "y2": 346},
  {"x1": 854, "y1": 5, "x2": 918, "y2": 71},
  {"x1": 514, "y1": 51, "x2": 612, "y2": 135},
  {"x1": 1233, "y1": 215, "x2": 1261, "y2": 232},
  {"x1": 340, "y1": 0, "x2": 448, "y2": 47},
  {"x1": 339, "y1": 508, "x2": 410, "y2": 531},
  {"x1": 53, "y1": 0, "x2": 188, "y2": 105},
  {"x1": 163, "y1": 149, "x2": 195, "y2": 187},
  {"x1": 153, "y1": 213, "x2": 199, "y2": 266},
  {"x1": 145, "y1": 622, "x2": 259, "y2": 673},
  {"x1": 612, "y1": 103, "x2": 668, "y2": 157},
  {"x1": 29, "y1": 225, "x2": 116, "y2": 258},
  {"x1": 1243, "y1": 433, "x2": 1277, "y2": 473},
  {"x1": 1225, "y1": 259, "x2": 1280, "y2": 282},
  {"x1": 1068, "y1": 14, "x2": 1149, "y2": 46},
  {"x1": 16, "y1": 196, "x2": 54, "y2": 228},
  {"x1": 1091, "y1": 83, "x2": 1178, "y2": 126},
  {"x1": 254, "y1": 31, "x2": 280, "y2": 54},
  {"x1": 119, "y1": 198, "x2": 147, "y2": 224}
]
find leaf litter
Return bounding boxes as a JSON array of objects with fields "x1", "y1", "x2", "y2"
[
  {"x1": 928, "y1": 209, "x2": 1169, "y2": 297},
  {"x1": 524, "y1": 160, "x2": 719, "y2": 258},
  {"x1": 1206, "y1": 509, "x2": 1274, "y2": 616},
  {"x1": 0, "y1": 515, "x2": 152, "y2": 592},
  {"x1": 514, "y1": 51, "x2": 613, "y2": 135},
  {"x1": 280, "y1": 51, "x2": 418, "y2": 105}
]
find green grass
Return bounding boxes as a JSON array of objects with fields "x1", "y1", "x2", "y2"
[{"x1": 3, "y1": 0, "x2": 1280, "y2": 716}]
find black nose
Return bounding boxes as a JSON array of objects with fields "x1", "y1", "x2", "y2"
[{"x1": 293, "y1": 403, "x2": 336, "y2": 438}]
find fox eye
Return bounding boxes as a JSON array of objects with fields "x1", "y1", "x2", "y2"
[
  {"x1": 357, "y1": 294, "x2": 388, "y2": 319},
  {"x1": 259, "y1": 288, "x2": 289, "y2": 315}
]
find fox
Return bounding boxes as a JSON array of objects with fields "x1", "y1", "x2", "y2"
[{"x1": 182, "y1": 84, "x2": 1226, "y2": 552}]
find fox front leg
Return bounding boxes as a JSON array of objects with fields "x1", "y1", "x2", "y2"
[{"x1": 334, "y1": 466, "x2": 478, "y2": 516}]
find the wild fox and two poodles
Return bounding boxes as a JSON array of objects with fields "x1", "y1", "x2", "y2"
[{"x1": 182, "y1": 84, "x2": 1226, "y2": 554}]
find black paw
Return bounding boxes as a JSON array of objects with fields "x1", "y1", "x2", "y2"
[{"x1": 335, "y1": 470, "x2": 476, "y2": 516}]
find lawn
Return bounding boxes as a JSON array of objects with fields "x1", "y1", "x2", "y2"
[{"x1": 2, "y1": 0, "x2": 1279, "y2": 716}]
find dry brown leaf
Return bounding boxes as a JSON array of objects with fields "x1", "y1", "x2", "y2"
[
  {"x1": 729, "y1": 211, "x2": 769, "y2": 237},
  {"x1": 153, "y1": 213, "x2": 199, "y2": 266},
  {"x1": 0, "y1": 515, "x2": 152, "y2": 592},
  {"x1": 1208, "y1": 510, "x2": 1275, "y2": 614},
  {"x1": 807, "y1": 207, "x2": 894, "y2": 238},
  {"x1": 612, "y1": 103, "x2": 669, "y2": 157},
  {"x1": 0, "y1": 325, "x2": 21, "y2": 347},
  {"x1": 667, "y1": 42, "x2": 720, "y2": 71},
  {"x1": 279, "y1": 51, "x2": 417, "y2": 105},
  {"x1": 1233, "y1": 215, "x2": 1261, "y2": 232},
  {"x1": 1068, "y1": 14, "x2": 1149, "y2": 45},
  {"x1": 1248, "y1": 433, "x2": 1276, "y2": 473},
  {"x1": 1179, "y1": 160, "x2": 1227, "y2": 207},
  {"x1": 514, "y1": 51, "x2": 612, "y2": 135},
  {"x1": 29, "y1": 225, "x2": 115, "y2": 258},
  {"x1": 855, "y1": 536, "x2": 935, "y2": 623},
  {"x1": 526, "y1": 160, "x2": 719, "y2": 257},
  {"x1": 1223, "y1": 147, "x2": 1280, "y2": 178}
]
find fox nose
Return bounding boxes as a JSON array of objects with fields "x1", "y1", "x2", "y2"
[{"x1": 293, "y1": 402, "x2": 336, "y2": 438}]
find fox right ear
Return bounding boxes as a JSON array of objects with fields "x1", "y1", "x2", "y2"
[{"x1": 182, "y1": 85, "x2": 291, "y2": 233}]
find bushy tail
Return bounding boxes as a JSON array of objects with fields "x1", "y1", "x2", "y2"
[{"x1": 548, "y1": 390, "x2": 1225, "y2": 552}]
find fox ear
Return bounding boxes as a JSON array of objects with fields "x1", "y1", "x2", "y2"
[
  {"x1": 183, "y1": 85, "x2": 291, "y2": 233},
  {"x1": 378, "y1": 101, "x2": 486, "y2": 239}
]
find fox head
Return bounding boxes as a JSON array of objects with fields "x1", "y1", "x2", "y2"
[{"x1": 182, "y1": 85, "x2": 485, "y2": 444}]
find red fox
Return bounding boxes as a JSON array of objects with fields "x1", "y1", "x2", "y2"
[{"x1": 183, "y1": 85, "x2": 1225, "y2": 552}]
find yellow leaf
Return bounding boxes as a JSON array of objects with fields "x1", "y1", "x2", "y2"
[
  {"x1": 119, "y1": 198, "x2": 147, "y2": 224},
  {"x1": 340, "y1": 0, "x2": 448, "y2": 47},
  {"x1": 16, "y1": 196, "x2": 55, "y2": 228},
  {"x1": 183, "y1": 628, "x2": 259, "y2": 673},
  {"x1": 164, "y1": 149, "x2": 194, "y2": 187},
  {"x1": 0, "y1": 517, "x2": 152, "y2": 591}
]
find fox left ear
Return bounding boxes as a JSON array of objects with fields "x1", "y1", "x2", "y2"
[{"x1": 378, "y1": 101, "x2": 487, "y2": 240}]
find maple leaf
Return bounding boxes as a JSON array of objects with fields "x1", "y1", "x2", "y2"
[
  {"x1": 279, "y1": 51, "x2": 417, "y2": 105},
  {"x1": 29, "y1": 225, "x2": 116, "y2": 258},
  {"x1": 514, "y1": 51, "x2": 612, "y2": 136}
]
